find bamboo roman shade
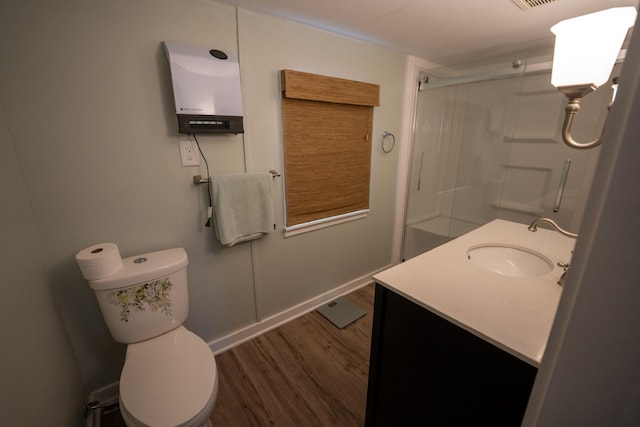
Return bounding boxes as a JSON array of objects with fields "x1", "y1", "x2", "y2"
[{"x1": 281, "y1": 70, "x2": 380, "y2": 228}]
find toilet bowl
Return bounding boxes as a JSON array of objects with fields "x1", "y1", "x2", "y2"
[
  {"x1": 119, "y1": 326, "x2": 218, "y2": 427},
  {"x1": 79, "y1": 247, "x2": 218, "y2": 426}
]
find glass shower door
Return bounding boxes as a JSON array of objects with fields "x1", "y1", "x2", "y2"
[
  {"x1": 458, "y1": 68, "x2": 610, "y2": 230},
  {"x1": 402, "y1": 83, "x2": 460, "y2": 260},
  {"x1": 402, "y1": 55, "x2": 610, "y2": 262},
  {"x1": 402, "y1": 56, "x2": 524, "y2": 261},
  {"x1": 444, "y1": 71, "x2": 523, "y2": 237}
]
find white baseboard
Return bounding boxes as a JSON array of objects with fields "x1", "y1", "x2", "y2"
[
  {"x1": 86, "y1": 266, "x2": 388, "y2": 418},
  {"x1": 208, "y1": 268, "x2": 386, "y2": 355}
]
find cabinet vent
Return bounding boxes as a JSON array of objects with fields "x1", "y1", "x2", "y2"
[{"x1": 511, "y1": 0, "x2": 556, "y2": 10}]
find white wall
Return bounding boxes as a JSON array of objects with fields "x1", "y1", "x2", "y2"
[
  {"x1": 237, "y1": 9, "x2": 406, "y2": 318},
  {"x1": 0, "y1": 103, "x2": 85, "y2": 425},
  {"x1": 523, "y1": 13, "x2": 640, "y2": 425},
  {"x1": 0, "y1": 0, "x2": 406, "y2": 407}
]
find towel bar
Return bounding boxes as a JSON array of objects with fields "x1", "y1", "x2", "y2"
[{"x1": 193, "y1": 170, "x2": 280, "y2": 185}]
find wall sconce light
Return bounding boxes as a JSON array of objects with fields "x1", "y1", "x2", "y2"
[{"x1": 551, "y1": 7, "x2": 637, "y2": 149}]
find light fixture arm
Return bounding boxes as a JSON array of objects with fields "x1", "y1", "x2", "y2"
[
  {"x1": 558, "y1": 83, "x2": 614, "y2": 149},
  {"x1": 549, "y1": 7, "x2": 636, "y2": 149}
]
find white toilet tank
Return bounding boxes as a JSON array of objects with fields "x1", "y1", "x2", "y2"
[{"x1": 89, "y1": 247, "x2": 189, "y2": 344}]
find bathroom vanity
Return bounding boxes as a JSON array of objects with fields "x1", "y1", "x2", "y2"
[{"x1": 365, "y1": 219, "x2": 575, "y2": 426}]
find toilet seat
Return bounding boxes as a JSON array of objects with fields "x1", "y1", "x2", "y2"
[{"x1": 119, "y1": 326, "x2": 218, "y2": 427}]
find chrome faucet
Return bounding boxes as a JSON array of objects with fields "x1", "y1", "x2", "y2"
[
  {"x1": 527, "y1": 217, "x2": 578, "y2": 238},
  {"x1": 528, "y1": 218, "x2": 576, "y2": 286},
  {"x1": 556, "y1": 262, "x2": 570, "y2": 287}
]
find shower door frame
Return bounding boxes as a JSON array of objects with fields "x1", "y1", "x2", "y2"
[{"x1": 391, "y1": 55, "x2": 439, "y2": 264}]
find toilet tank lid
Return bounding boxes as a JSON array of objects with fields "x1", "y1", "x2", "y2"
[{"x1": 89, "y1": 247, "x2": 188, "y2": 290}]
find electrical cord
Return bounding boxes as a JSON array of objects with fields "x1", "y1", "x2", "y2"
[{"x1": 191, "y1": 134, "x2": 213, "y2": 227}]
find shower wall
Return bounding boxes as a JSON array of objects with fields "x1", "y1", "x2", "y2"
[{"x1": 402, "y1": 57, "x2": 614, "y2": 261}]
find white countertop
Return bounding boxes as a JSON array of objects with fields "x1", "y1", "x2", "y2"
[{"x1": 374, "y1": 219, "x2": 576, "y2": 367}]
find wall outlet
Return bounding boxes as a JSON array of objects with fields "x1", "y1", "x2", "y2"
[{"x1": 179, "y1": 140, "x2": 199, "y2": 166}]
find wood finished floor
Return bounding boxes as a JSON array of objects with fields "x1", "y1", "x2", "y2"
[
  {"x1": 102, "y1": 283, "x2": 374, "y2": 427},
  {"x1": 210, "y1": 283, "x2": 374, "y2": 426}
]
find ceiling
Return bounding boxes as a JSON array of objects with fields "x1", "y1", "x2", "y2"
[{"x1": 216, "y1": 0, "x2": 638, "y2": 66}]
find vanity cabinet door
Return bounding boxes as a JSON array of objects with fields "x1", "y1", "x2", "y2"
[{"x1": 365, "y1": 284, "x2": 537, "y2": 426}]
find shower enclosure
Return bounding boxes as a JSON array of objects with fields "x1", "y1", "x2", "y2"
[{"x1": 402, "y1": 52, "x2": 616, "y2": 261}]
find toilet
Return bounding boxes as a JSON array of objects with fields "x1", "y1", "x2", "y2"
[{"x1": 87, "y1": 247, "x2": 218, "y2": 427}]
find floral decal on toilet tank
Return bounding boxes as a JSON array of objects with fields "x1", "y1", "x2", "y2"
[{"x1": 107, "y1": 278, "x2": 173, "y2": 322}]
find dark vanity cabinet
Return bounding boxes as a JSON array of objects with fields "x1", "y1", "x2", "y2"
[{"x1": 365, "y1": 284, "x2": 538, "y2": 426}]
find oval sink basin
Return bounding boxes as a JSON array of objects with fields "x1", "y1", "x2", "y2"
[{"x1": 467, "y1": 244, "x2": 553, "y2": 277}]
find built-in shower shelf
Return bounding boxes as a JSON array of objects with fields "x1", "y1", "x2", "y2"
[{"x1": 492, "y1": 200, "x2": 544, "y2": 214}]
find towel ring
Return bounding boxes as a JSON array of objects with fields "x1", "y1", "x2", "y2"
[{"x1": 382, "y1": 131, "x2": 396, "y2": 153}]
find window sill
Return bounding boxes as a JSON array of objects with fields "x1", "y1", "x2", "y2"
[{"x1": 284, "y1": 209, "x2": 369, "y2": 238}]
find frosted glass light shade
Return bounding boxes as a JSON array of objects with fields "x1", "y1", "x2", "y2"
[{"x1": 551, "y1": 7, "x2": 637, "y2": 89}]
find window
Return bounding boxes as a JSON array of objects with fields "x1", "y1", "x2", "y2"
[{"x1": 280, "y1": 70, "x2": 380, "y2": 235}]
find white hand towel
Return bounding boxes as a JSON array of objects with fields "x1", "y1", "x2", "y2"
[{"x1": 211, "y1": 172, "x2": 274, "y2": 246}]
